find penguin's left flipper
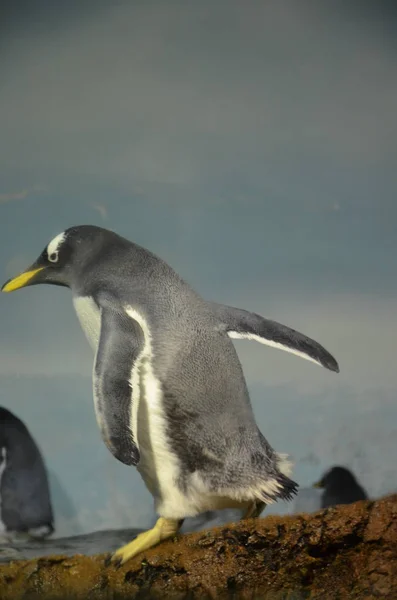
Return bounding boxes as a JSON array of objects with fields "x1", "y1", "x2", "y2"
[
  {"x1": 210, "y1": 302, "x2": 339, "y2": 373},
  {"x1": 94, "y1": 304, "x2": 145, "y2": 466}
]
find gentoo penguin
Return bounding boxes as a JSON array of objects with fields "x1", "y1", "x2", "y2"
[
  {"x1": 2, "y1": 225, "x2": 339, "y2": 565},
  {"x1": 313, "y1": 466, "x2": 368, "y2": 508},
  {"x1": 0, "y1": 407, "x2": 54, "y2": 539}
]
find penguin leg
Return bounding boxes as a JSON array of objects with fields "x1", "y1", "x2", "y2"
[
  {"x1": 106, "y1": 517, "x2": 184, "y2": 567},
  {"x1": 243, "y1": 500, "x2": 266, "y2": 519}
]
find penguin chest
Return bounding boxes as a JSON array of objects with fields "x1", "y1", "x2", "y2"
[{"x1": 72, "y1": 296, "x2": 101, "y2": 351}]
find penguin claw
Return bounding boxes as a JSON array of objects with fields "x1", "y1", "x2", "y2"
[{"x1": 104, "y1": 552, "x2": 123, "y2": 568}]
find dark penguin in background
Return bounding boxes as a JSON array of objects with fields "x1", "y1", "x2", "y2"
[
  {"x1": 0, "y1": 407, "x2": 54, "y2": 539},
  {"x1": 313, "y1": 465, "x2": 368, "y2": 509}
]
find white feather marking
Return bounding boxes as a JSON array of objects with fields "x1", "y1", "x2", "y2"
[
  {"x1": 228, "y1": 331, "x2": 321, "y2": 367},
  {"x1": 46, "y1": 232, "x2": 66, "y2": 258},
  {"x1": 124, "y1": 307, "x2": 189, "y2": 518},
  {"x1": 0, "y1": 447, "x2": 7, "y2": 533},
  {"x1": 202, "y1": 448, "x2": 224, "y2": 464}
]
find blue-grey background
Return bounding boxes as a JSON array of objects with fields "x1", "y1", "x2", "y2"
[{"x1": 1, "y1": 0, "x2": 396, "y2": 537}]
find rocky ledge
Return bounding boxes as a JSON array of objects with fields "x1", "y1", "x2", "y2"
[{"x1": 0, "y1": 494, "x2": 396, "y2": 600}]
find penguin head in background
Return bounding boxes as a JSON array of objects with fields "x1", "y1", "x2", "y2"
[
  {"x1": 1, "y1": 225, "x2": 119, "y2": 292},
  {"x1": 313, "y1": 466, "x2": 358, "y2": 491}
]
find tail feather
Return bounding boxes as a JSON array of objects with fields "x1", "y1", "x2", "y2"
[
  {"x1": 249, "y1": 451, "x2": 298, "y2": 504},
  {"x1": 249, "y1": 471, "x2": 298, "y2": 504},
  {"x1": 210, "y1": 443, "x2": 298, "y2": 505},
  {"x1": 273, "y1": 472, "x2": 299, "y2": 502}
]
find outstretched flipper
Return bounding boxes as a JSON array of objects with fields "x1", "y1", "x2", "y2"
[
  {"x1": 210, "y1": 302, "x2": 339, "y2": 373},
  {"x1": 94, "y1": 304, "x2": 145, "y2": 466}
]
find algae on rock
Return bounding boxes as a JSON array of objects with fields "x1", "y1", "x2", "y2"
[{"x1": 0, "y1": 494, "x2": 396, "y2": 600}]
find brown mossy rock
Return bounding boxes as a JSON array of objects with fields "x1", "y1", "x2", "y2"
[{"x1": 0, "y1": 494, "x2": 396, "y2": 600}]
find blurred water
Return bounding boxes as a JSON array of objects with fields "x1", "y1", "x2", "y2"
[
  {"x1": 0, "y1": 509, "x2": 244, "y2": 564},
  {"x1": 0, "y1": 528, "x2": 142, "y2": 563}
]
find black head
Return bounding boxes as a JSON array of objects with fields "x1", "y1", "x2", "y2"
[
  {"x1": 0, "y1": 407, "x2": 28, "y2": 448},
  {"x1": 0, "y1": 407, "x2": 20, "y2": 425},
  {"x1": 1, "y1": 225, "x2": 122, "y2": 293},
  {"x1": 313, "y1": 466, "x2": 357, "y2": 490}
]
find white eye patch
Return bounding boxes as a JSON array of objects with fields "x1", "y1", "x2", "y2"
[
  {"x1": 46, "y1": 232, "x2": 66, "y2": 264},
  {"x1": 48, "y1": 251, "x2": 59, "y2": 263}
]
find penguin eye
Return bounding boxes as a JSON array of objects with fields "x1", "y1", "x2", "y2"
[{"x1": 48, "y1": 251, "x2": 59, "y2": 263}]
